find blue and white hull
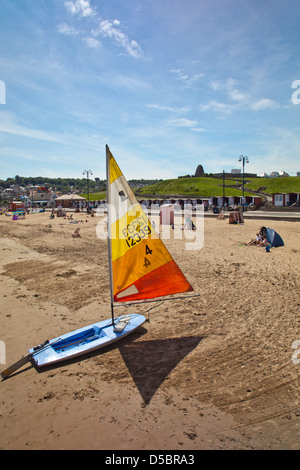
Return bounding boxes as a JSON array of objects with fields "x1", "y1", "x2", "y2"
[{"x1": 29, "y1": 314, "x2": 146, "y2": 367}]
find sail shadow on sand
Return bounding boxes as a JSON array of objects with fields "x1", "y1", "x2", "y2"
[{"x1": 118, "y1": 335, "x2": 203, "y2": 405}]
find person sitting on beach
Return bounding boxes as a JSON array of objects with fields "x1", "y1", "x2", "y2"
[
  {"x1": 229, "y1": 212, "x2": 238, "y2": 224},
  {"x1": 259, "y1": 226, "x2": 267, "y2": 238},
  {"x1": 246, "y1": 233, "x2": 262, "y2": 246},
  {"x1": 217, "y1": 210, "x2": 225, "y2": 220},
  {"x1": 72, "y1": 228, "x2": 81, "y2": 238},
  {"x1": 259, "y1": 236, "x2": 268, "y2": 247}
]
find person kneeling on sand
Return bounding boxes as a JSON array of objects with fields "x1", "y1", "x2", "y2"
[{"x1": 72, "y1": 228, "x2": 81, "y2": 238}]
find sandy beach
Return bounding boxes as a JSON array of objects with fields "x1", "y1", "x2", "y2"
[{"x1": 0, "y1": 209, "x2": 299, "y2": 450}]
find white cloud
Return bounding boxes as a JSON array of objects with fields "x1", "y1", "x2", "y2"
[
  {"x1": 191, "y1": 127, "x2": 205, "y2": 132},
  {"x1": 250, "y1": 98, "x2": 278, "y2": 111},
  {"x1": 95, "y1": 20, "x2": 142, "y2": 58},
  {"x1": 170, "y1": 69, "x2": 204, "y2": 87},
  {"x1": 201, "y1": 78, "x2": 279, "y2": 114},
  {"x1": 107, "y1": 74, "x2": 150, "y2": 91},
  {"x1": 0, "y1": 111, "x2": 101, "y2": 150},
  {"x1": 147, "y1": 103, "x2": 175, "y2": 112},
  {"x1": 147, "y1": 104, "x2": 201, "y2": 131},
  {"x1": 147, "y1": 103, "x2": 191, "y2": 113},
  {"x1": 210, "y1": 78, "x2": 248, "y2": 103},
  {"x1": 168, "y1": 118, "x2": 198, "y2": 128},
  {"x1": 83, "y1": 36, "x2": 101, "y2": 48},
  {"x1": 57, "y1": 23, "x2": 80, "y2": 36},
  {"x1": 228, "y1": 88, "x2": 248, "y2": 103},
  {"x1": 64, "y1": 0, "x2": 96, "y2": 17},
  {"x1": 210, "y1": 78, "x2": 238, "y2": 92},
  {"x1": 200, "y1": 100, "x2": 235, "y2": 114},
  {"x1": 59, "y1": 4, "x2": 142, "y2": 59}
]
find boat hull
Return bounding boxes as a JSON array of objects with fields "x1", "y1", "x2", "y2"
[{"x1": 29, "y1": 314, "x2": 146, "y2": 367}]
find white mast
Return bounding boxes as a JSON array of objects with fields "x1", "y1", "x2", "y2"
[{"x1": 106, "y1": 145, "x2": 115, "y2": 325}]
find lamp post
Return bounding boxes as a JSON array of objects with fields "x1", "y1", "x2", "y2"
[
  {"x1": 238, "y1": 155, "x2": 249, "y2": 211},
  {"x1": 83, "y1": 169, "x2": 93, "y2": 204},
  {"x1": 222, "y1": 170, "x2": 225, "y2": 210}
]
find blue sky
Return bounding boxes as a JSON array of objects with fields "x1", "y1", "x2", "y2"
[{"x1": 0, "y1": 0, "x2": 299, "y2": 181}]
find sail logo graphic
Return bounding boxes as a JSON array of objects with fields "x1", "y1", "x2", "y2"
[
  {"x1": 0, "y1": 341, "x2": 5, "y2": 364},
  {"x1": 122, "y1": 214, "x2": 152, "y2": 248},
  {"x1": 291, "y1": 80, "x2": 300, "y2": 105},
  {"x1": 0, "y1": 80, "x2": 6, "y2": 104},
  {"x1": 118, "y1": 190, "x2": 128, "y2": 203}
]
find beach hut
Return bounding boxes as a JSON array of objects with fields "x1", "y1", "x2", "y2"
[
  {"x1": 10, "y1": 201, "x2": 24, "y2": 211},
  {"x1": 287, "y1": 193, "x2": 300, "y2": 206},
  {"x1": 244, "y1": 196, "x2": 262, "y2": 209},
  {"x1": 228, "y1": 196, "x2": 242, "y2": 206},
  {"x1": 55, "y1": 194, "x2": 86, "y2": 209},
  {"x1": 272, "y1": 192, "x2": 300, "y2": 207},
  {"x1": 273, "y1": 193, "x2": 286, "y2": 206},
  {"x1": 160, "y1": 204, "x2": 174, "y2": 225}
]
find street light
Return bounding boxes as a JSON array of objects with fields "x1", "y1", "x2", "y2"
[
  {"x1": 83, "y1": 169, "x2": 93, "y2": 203},
  {"x1": 238, "y1": 155, "x2": 249, "y2": 211}
]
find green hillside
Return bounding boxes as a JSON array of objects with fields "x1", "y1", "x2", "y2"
[
  {"x1": 244, "y1": 177, "x2": 300, "y2": 194},
  {"x1": 136, "y1": 177, "x2": 255, "y2": 197},
  {"x1": 79, "y1": 191, "x2": 106, "y2": 201},
  {"x1": 79, "y1": 176, "x2": 300, "y2": 200}
]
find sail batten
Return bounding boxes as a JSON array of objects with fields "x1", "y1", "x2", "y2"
[{"x1": 106, "y1": 146, "x2": 193, "y2": 304}]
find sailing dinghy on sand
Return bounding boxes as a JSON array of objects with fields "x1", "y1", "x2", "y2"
[{"x1": 1, "y1": 146, "x2": 194, "y2": 379}]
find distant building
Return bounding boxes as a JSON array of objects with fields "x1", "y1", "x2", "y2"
[
  {"x1": 29, "y1": 191, "x2": 55, "y2": 207},
  {"x1": 213, "y1": 171, "x2": 257, "y2": 178},
  {"x1": 269, "y1": 171, "x2": 280, "y2": 178},
  {"x1": 55, "y1": 194, "x2": 86, "y2": 208},
  {"x1": 269, "y1": 171, "x2": 289, "y2": 178}
]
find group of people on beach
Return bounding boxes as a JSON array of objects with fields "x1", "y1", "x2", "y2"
[{"x1": 246, "y1": 227, "x2": 269, "y2": 248}]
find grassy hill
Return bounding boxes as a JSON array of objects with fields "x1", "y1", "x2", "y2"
[
  {"x1": 80, "y1": 176, "x2": 300, "y2": 200},
  {"x1": 79, "y1": 191, "x2": 106, "y2": 201},
  {"x1": 135, "y1": 177, "x2": 247, "y2": 197},
  {"x1": 243, "y1": 177, "x2": 300, "y2": 194}
]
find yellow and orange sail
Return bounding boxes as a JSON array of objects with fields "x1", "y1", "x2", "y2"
[{"x1": 106, "y1": 145, "x2": 193, "y2": 302}]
